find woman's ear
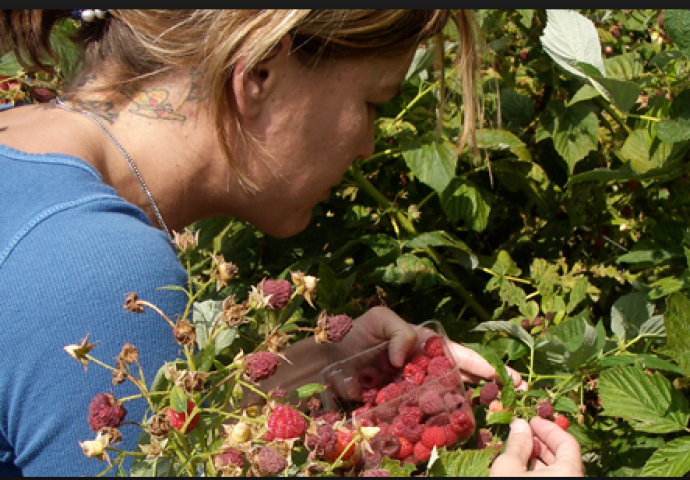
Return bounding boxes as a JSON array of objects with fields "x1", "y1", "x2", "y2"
[{"x1": 231, "y1": 34, "x2": 292, "y2": 119}]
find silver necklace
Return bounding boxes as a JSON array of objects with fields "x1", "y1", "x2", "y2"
[{"x1": 54, "y1": 97, "x2": 172, "y2": 240}]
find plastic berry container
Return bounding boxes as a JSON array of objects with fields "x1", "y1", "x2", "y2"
[{"x1": 317, "y1": 320, "x2": 476, "y2": 465}]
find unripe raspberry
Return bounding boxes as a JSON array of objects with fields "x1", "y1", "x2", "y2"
[
  {"x1": 479, "y1": 382, "x2": 500, "y2": 405},
  {"x1": 488, "y1": 399, "x2": 504, "y2": 412},
  {"x1": 256, "y1": 446, "x2": 287, "y2": 475},
  {"x1": 230, "y1": 421, "x2": 251, "y2": 443},
  {"x1": 306, "y1": 423, "x2": 338, "y2": 456},
  {"x1": 88, "y1": 393, "x2": 127, "y2": 432},
  {"x1": 536, "y1": 400, "x2": 554, "y2": 419},
  {"x1": 244, "y1": 351, "x2": 280, "y2": 382},
  {"x1": 263, "y1": 279, "x2": 291, "y2": 310},
  {"x1": 533, "y1": 317, "x2": 544, "y2": 327},
  {"x1": 521, "y1": 319, "x2": 532, "y2": 329}
]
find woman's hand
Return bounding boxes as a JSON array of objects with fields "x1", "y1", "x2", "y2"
[
  {"x1": 331, "y1": 306, "x2": 526, "y2": 390},
  {"x1": 490, "y1": 417, "x2": 584, "y2": 477}
]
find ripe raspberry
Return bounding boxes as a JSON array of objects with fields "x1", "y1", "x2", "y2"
[
  {"x1": 402, "y1": 455, "x2": 416, "y2": 465},
  {"x1": 419, "y1": 389, "x2": 445, "y2": 416},
  {"x1": 426, "y1": 356, "x2": 453, "y2": 378},
  {"x1": 479, "y1": 381, "x2": 500, "y2": 405},
  {"x1": 477, "y1": 428, "x2": 492, "y2": 449},
  {"x1": 532, "y1": 437, "x2": 542, "y2": 459},
  {"x1": 256, "y1": 446, "x2": 287, "y2": 475},
  {"x1": 450, "y1": 409, "x2": 475, "y2": 437},
  {"x1": 215, "y1": 448, "x2": 245, "y2": 469},
  {"x1": 424, "y1": 335, "x2": 446, "y2": 358},
  {"x1": 396, "y1": 436, "x2": 414, "y2": 460},
  {"x1": 267, "y1": 404, "x2": 307, "y2": 439},
  {"x1": 306, "y1": 423, "x2": 338, "y2": 456},
  {"x1": 361, "y1": 468, "x2": 391, "y2": 477},
  {"x1": 360, "y1": 387, "x2": 379, "y2": 405},
  {"x1": 411, "y1": 354, "x2": 431, "y2": 372},
  {"x1": 374, "y1": 351, "x2": 398, "y2": 376},
  {"x1": 88, "y1": 393, "x2": 127, "y2": 432},
  {"x1": 244, "y1": 351, "x2": 280, "y2": 382},
  {"x1": 537, "y1": 400, "x2": 554, "y2": 419},
  {"x1": 358, "y1": 366, "x2": 382, "y2": 390},
  {"x1": 262, "y1": 279, "x2": 291, "y2": 310},
  {"x1": 374, "y1": 403, "x2": 398, "y2": 424},
  {"x1": 377, "y1": 422, "x2": 392, "y2": 435},
  {"x1": 375, "y1": 383, "x2": 403, "y2": 405},
  {"x1": 323, "y1": 428, "x2": 357, "y2": 463},
  {"x1": 421, "y1": 426, "x2": 446, "y2": 449},
  {"x1": 403, "y1": 423, "x2": 424, "y2": 444},
  {"x1": 369, "y1": 433, "x2": 401, "y2": 459},
  {"x1": 555, "y1": 414, "x2": 569, "y2": 430},
  {"x1": 353, "y1": 404, "x2": 373, "y2": 420},
  {"x1": 398, "y1": 404, "x2": 424, "y2": 424},
  {"x1": 391, "y1": 417, "x2": 407, "y2": 437},
  {"x1": 521, "y1": 319, "x2": 532, "y2": 329},
  {"x1": 30, "y1": 87, "x2": 53, "y2": 103},
  {"x1": 361, "y1": 449, "x2": 383, "y2": 470},
  {"x1": 323, "y1": 314, "x2": 353, "y2": 343},
  {"x1": 312, "y1": 409, "x2": 341, "y2": 425},
  {"x1": 443, "y1": 391, "x2": 465, "y2": 410},
  {"x1": 403, "y1": 363, "x2": 425, "y2": 386},
  {"x1": 533, "y1": 317, "x2": 544, "y2": 327},
  {"x1": 443, "y1": 424, "x2": 459, "y2": 447},
  {"x1": 425, "y1": 413, "x2": 450, "y2": 428},
  {"x1": 165, "y1": 400, "x2": 200, "y2": 434},
  {"x1": 413, "y1": 440, "x2": 432, "y2": 463}
]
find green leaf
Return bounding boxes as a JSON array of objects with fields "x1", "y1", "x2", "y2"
[
  {"x1": 474, "y1": 129, "x2": 532, "y2": 162},
  {"x1": 381, "y1": 254, "x2": 440, "y2": 291},
  {"x1": 192, "y1": 300, "x2": 234, "y2": 351},
  {"x1": 663, "y1": 10, "x2": 690, "y2": 60},
  {"x1": 0, "y1": 52, "x2": 23, "y2": 77},
  {"x1": 488, "y1": 250, "x2": 522, "y2": 277},
  {"x1": 403, "y1": 231, "x2": 478, "y2": 269},
  {"x1": 566, "y1": 322, "x2": 601, "y2": 370},
  {"x1": 664, "y1": 292, "x2": 690, "y2": 376},
  {"x1": 427, "y1": 447, "x2": 494, "y2": 477},
  {"x1": 170, "y1": 385, "x2": 188, "y2": 414},
  {"x1": 611, "y1": 291, "x2": 655, "y2": 342},
  {"x1": 566, "y1": 276, "x2": 588, "y2": 314},
  {"x1": 472, "y1": 321, "x2": 534, "y2": 348},
  {"x1": 642, "y1": 437, "x2": 690, "y2": 476},
  {"x1": 406, "y1": 43, "x2": 438, "y2": 80},
  {"x1": 615, "y1": 128, "x2": 672, "y2": 174},
  {"x1": 486, "y1": 410, "x2": 513, "y2": 425},
  {"x1": 656, "y1": 118, "x2": 690, "y2": 143},
  {"x1": 402, "y1": 139, "x2": 457, "y2": 195},
  {"x1": 289, "y1": 383, "x2": 325, "y2": 399},
  {"x1": 598, "y1": 365, "x2": 690, "y2": 433},
  {"x1": 554, "y1": 396, "x2": 579, "y2": 415},
  {"x1": 440, "y1": 178, "x2": 492, "y2": 232},
  {"x1": 604, "y1": 52, "x2": 644, "y2": 79},
  {"x1": 380, "y1": 456, "x2": 417, "y2": 477},
  {"x1": 499, "y1": 89, "x2": 536, "y2": 131},
  {"x1": 541, "y1": 315, "x2": 587, "y2": 352},
  {"x1": 567, "y1": 84, "x2": 601, "y2": 106},
  {"x1": 540, "y1": 101, "x2": 599, "y2": 173},
  {"x1": 196, "y1": 343, "x2": 215, "y2": 373}
]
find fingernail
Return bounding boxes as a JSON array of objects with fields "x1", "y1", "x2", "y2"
[{"x1": 510, "y1": 418, "x2": 529, "y2": 434}]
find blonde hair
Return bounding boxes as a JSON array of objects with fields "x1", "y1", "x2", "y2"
[{"x1": 1, "y1": 10, "x2": 480, "y2": 190}]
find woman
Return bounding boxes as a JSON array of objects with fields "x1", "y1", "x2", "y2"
[{"x1": 0, "y1": 10, "x2": 583, "y2": 476}]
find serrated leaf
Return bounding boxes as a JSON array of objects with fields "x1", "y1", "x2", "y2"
[
  {"x1": 554, "y1": 396, "x2": 580, "y2": 415},
  {"x1": 170, "y1": 385, "x2": 188, "y2": 414},
  {"x1": 406, "y1": 43, "x2": 438, "y2": 80},
  {"x1": 428, "y1": 447, "x2": 494, "y2": 477},
  {"x1": 381, "y1": 254, "x2": 440, "y2": 291},
  {"x1": 640, "y1": 315, "x2": 666, "y2": 338},
  {"x1": 402, "y1": 139, "x2": 457, "y2": 195},
  {"x1": 489, "y1": 250, "x2": 522, "y2": 276},
  {"x1": 539, "y1": 101, "x2": 599, "y2": 172},
  {"x1": 463, "y1": 344, "x2": 513, "y2": 389},
  {"x1": 474, "y1": 129, "x2": 532, "y2": 162},
  {"x1": 486, "y1": 410, "x2": 513, "y2": 425},
  {"x1": 540, "y1": 10, "x2": 606, "y2": 80},
  {"x1": 542, "y1": 315, "x2": 587, "y2": 352},
  {"x1": 289, "y1": 383, "x2": 325, "y2": 399},
  {"x1": 615, "y1": 128, "x2": 672, "y2": 174},
  {"x1": 604, "y1": 52, "x2": 644, "y2": 79},
  {"x1": 568, "y1": 84, "x2": 601, "y2": 106},
  {"x1": 611, "y1": 291, "x2": 655, "y2": 342},
  {"x1": 499, "y1": 89, "x2": 536, "y2": 131},
  {"x1": 440, "y1": 178, "x2": 492, "y2": 232},
  {"x1": 566, "y1": 276, "x2": 588, "y2": 314},
  {"x1": 599, "y1": 366, "x2": 690, "y2": 433},
  {"x1": 380, "y1": 456, "x2": 417, "y2": 477},
  {"x1": 565, "y1": 322, "x2": 601, "y2": 370},
  {"x1": 664, "y1": 9, "x2": 690, "y2": 60},
  {"x1": 664, "y1": 292, "x2": 690, "y2": 376},
  {"x1": 641, "y1": 437, "x2": 690, "y2": 476}
]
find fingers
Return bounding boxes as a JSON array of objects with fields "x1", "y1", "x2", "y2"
[
  {"x1": 489, "y1": 418, "x2": 532, "y2": 476},
  {"x1": 360, "y1": 306, "x2": 417, "y2": 367},
  {"x1": 529, "y1": 417, "x2": 584, "y2": 476},
  {"x1": 449, "y1": 343, "x2": 526, "y2": 389}
]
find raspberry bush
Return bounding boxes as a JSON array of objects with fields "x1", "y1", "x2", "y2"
[{"x1": 29, "y1": 7, "x2": 690, "y2": 477}]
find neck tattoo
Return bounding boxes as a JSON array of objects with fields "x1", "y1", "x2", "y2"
[{"x1": 54, "y1": 97, "x2": 173, "y2": 241}]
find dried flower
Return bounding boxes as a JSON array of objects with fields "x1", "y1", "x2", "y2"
[
  {"x1": 148, "y1": 414, "x2": 172, "y2": 440},
  {"x1": 211, "y1": 254, "x2": 238, "y2": 291},
  {"x1": 172, "y1": 228, "x2": 199, "y2": 253},
  {"x1": 79, "y1": 431, "x2": 111, "y2": 463},
  {"x1": 63, "y1": 333, "x2": 99, "y2": 371},
  {"x1": 123, "y1": 292, "x2": 144, "y2": 313},
  {"x1": 290, "y1": 271, "x2": 318, "y2": 308},
  {"x1": 118, "y1": 343, "x2": 138, "y2": 364},
  {"x1": 139, "y1": 439, "x2": 165, "y2": 459},
  {"x1": 222, "y1": 295, "x2": 250, "y2": 327},
  {"x1": 182, "y1": 371, "x2": 211, "y2": 394},
  {"x1": 173, "y1": 319, "x2": 196, "y2": 348}
]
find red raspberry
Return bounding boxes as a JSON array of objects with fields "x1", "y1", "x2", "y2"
[
  {"x1": 361, "y1": 468, "x2": 391, "y2": 477},
  {"x1": 479, "y1": 382, "x2": 500, "y2": 405},
  {"x1": 323, "y1": 428, "x2": 357, "y2": 463},
  {"x1": 537, "y1": 400, "x2": 554, "y2": 419},
  {"x1": 88, "y1": 393, "x2": 127, "y2": 432},
  {"x1": 215, "y1": 448, "x2": 245, "y2": 469},
  {"x1": 30, "y1": 87, "x2": 53, "y2": 103},
  {"x1": 425, "y1": 413, "x2": 450, "y2": 428},
  {"x1": 403, "y1": 363, "x2": 425, "y2": 386},
  {"x1": 450, "y1": 409, "x2": 475, "y2": 437},
  {"x1": 375, "y1": 383, "x2": 403, "y2": 405},
  {"x1": 443, "y1": 391, "x2": 465, "y2": 410},
  {"x1": 398, "y1": 404, "x2": 424, "y2": 424},
  {"x1": 244, "y1": 351, "x2": 280, "y2": 382},
  {"x1": 411, "y1": 354, "x2": 431, "y2": 372},
  {"x1": 312, "y1": 410, "x2": 341, "y2": 425},
  {"x1": 403, "y1": 423, "x2": 424, "y2": 443},
  {"x1": 267, "y1": 404, "x2": 307, "y2": 439},
  {"x1": 262, "y1": 279, "x2": 292, "y2": 310},
  {"x1": 353, "y1": 404, "x2": 373, "y2": 420},
  {"x1": 165, "y1": 400, "x2": 200, "y2": 434},
  {"x1": 322, "y1": 314, "x2": 353, "y2": 343},
  {"x1": 443, "y1": 424, "x2": 459, "y2": 447},
  {"x1": 418, "y1": 389, "x2": 445, "y2": 416},
  {"x1": 396, "y1": 436, "x2": 414, "y2": 460},
  {"x1": 361, "y1": 448, "x2": 382, "y2": 469},
  {"x1": 369, "y1": 433, "x2": 400, "y2": 459},
  {"x1": 532, "y1": 437, "x2": 542, "y2": 458},
  {"x1": 360, "y1": 388, "x2": 379, "y2": 405},
  {"x1": 424, "y1": 335, "x2": 446, "y2": 358},
  {"x1": 306, "y1": 423, "x2": 338, "y2": 456},
  {"x1": 262, "y1": 429, "x2": 276, "y2": 442},
  {"x1": 374, "y1": 351, "x2": 398, "y2": 376},
  {"x1": 421, "y1": 426, "x2": 446, "y2": 449},
  {"x1": 256, "y1": 446, "x2": 288, "y2": 475},
  {"x1": 413, "y1": 441, "x2": 432, "y2": 463},
  {"x1": 375, "y1": 403, "x2": 398, "y2": 424},
  {"x1": 426, "y1": 356, "x2": 453, "y2": 378},
  {"x1": 555, "y1": 414, "x2": 569, "y2": 430},
  {"x1": 477, "y1": 428, "x2": 492, "y2": 449},
  {"x1": 358, "y1": 366, "x2": 382, "y2": 390},
  {"x1": 391, "y1": 417, "x2": 407, "y2": 437},
  {"x1": 377, "y1": 422, "x2": 392, "y2": 435}
]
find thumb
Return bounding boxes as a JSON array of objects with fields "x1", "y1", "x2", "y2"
[
  {"x1": 490, "y1": 418, "x2": 532, "y2": 476},
  {"x1": 364, "y1": 307, "x2": 416, "y2": 368}
]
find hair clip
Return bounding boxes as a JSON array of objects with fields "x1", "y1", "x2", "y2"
[{"x1": 70, "y1": 9, "x2": 108, "y2": 23}]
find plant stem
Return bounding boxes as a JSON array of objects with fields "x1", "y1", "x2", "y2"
[{"x1": 595, "y1": 96, "x2": 632, "y2": 135}]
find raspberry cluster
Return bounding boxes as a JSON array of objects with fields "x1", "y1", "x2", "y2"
[{"x1": 328, "y1": 335, "x2": 476, "y2": 467}]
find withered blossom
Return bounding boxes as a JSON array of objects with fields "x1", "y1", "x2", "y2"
[
  {"x1": 79, "y1": 431, "x2": 111, "y2": 463},
  {"x1": 173, "y1": 319, "x2": 196, "y2": 348},
  {"x1": 222, "y1": 295, "x2": 250, "y2": 327},
  {"x1": 211, "y1": 254, "x2": 238, "y2": 291},
  {"x1": 123, "y1": 292, "x2": 144, "y2": 313},
  {"x1": 63, "y1": 333, "x2": 99, "y2": 371},
  {"x1": 118, "y1": 343, "x2": 138, "y2": 364},
  {"x1": 139, "y1": 438, "x2": 166, "y2": 459},
  {"x1": 148, "y1": 414, "x2": 172, "y2": 440},
  {"x1": 290, "y1": 271, "x2": 318, "y2": 308},
  {"x1": 172, "y1": 228, "x2": 200, "y2": 253},
  {"x1": 182, "y1": 371, "x2": 211, "y2": 394}
]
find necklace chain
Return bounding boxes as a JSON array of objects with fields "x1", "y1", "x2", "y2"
[{"x1": 54, "y1": 97, "x2": 172, "y2": 240}]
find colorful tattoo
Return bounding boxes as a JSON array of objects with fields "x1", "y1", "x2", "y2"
[
  {"x1": 76, "y1": 99, "x2": 118, "y2": 124},
  {"x1": 125, "y1": 89, "x2": 187, "y2": 121}
]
